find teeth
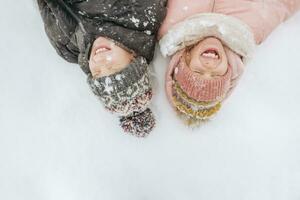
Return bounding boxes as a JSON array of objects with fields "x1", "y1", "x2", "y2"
[
  {"x1": 201, "y1": 52, "x2": 219, "y2": 59},
  {"x1": 96, "y1": 48, "x2": 109, "y2": 54}
]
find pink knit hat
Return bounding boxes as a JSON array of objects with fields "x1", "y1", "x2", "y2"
[
  {"x1": 173, "y1": 52, "x2": 232, "y2": 102},
  {"x1": 164, "y1": 48, "x2": 244, "y2": 123}
]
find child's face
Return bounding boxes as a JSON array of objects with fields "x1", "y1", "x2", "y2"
[
  {"x1": 89, "y1": 37, "x2": 134, "y2": 78},
  {"x1": 187, "y1": 37, "x2": 228, "y2": 79}
]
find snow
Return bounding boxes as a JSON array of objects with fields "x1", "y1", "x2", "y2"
[
  {"x1": 130, "y1": 16, "x2": 140, "y2": 27},
  {"x1": 104, "y1": 77, "x2": 113, "y2": 93},
  {"x1": 183, "y1": 6, "x2": 189, "y2": 11},
  {"x1": 105, "y1": 55, "x2": 112, "y2": 61},
  {"x1": 0, "y1": 2, "x2": 300, "y2": 200},
  {"x1": 143, "y1": 21, "x2": 149, "y2": 27},
  {"x1": 115, "y1": 74, "x2": 124, "y2": 81}
]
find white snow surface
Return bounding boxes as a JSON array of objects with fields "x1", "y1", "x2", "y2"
[{"x1": 1, "y1": 2, "x2": 300, "y2": 200}]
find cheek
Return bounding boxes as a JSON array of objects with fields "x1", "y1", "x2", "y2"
[
  {"x1": 88, "y1": 57, "x2": 98, "y2": 71},
  {"x1": 189, "y1": 58, "x2": 202, "y2": 70},
  {"x1": 88, "y1": 57, "x2": 114, "y2": 76},
  {"x1": 217, "y1": 62, "x2": 229, "y2": 75},
  {"x1": 116, "y1": 52, "x2": 133, "y2": 66},
  {"x1": 107, "y1": 53, "x2": 119, "y2": 65},
  {"x1": 89, "y1": 61, "x2": 103, "y2": 76},
  {"x1": 115, "y1": 49, "x2": 128, "y2": 59}
]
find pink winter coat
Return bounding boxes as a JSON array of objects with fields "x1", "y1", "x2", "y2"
[
  {"x1": 159, "y1": 0, "x2": 300, "y2": 111},
  {"x1": 159, "y1": 0, "x2": 300, "y2": 44}
]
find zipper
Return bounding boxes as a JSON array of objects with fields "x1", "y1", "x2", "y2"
[{"x1": 211, "y1": 0, "x2": 216, "y2": 12}]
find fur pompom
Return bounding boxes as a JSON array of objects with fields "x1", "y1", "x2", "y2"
[{"x1": 119, "y1": 108, "x2": 155, "y2": 137}]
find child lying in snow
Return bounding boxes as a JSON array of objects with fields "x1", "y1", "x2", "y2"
[
  {"x1": 158, "y1": 0, "x2": 300, "y2": 125},
  {"x1": 37, "y1": 0, "x2": 167, "y2": 137}
]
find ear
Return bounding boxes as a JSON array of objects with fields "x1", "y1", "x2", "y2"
[{"x1": 165, "y1": 51, "x2": 183, "y2": 107}]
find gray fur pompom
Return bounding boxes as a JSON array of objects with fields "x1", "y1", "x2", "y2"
[{"x1": 119, "y1": 108, "x2": 155, "y2": 137}]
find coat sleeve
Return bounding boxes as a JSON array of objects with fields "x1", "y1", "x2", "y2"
[
  {"x1": 37, "y1": 0, "x2": 80, "y2": 63},
  {"x1": 216, "y1": 0, "x2": 300, "y2": 44},
  {"x1": 279, "y1": 0, "x2": 300, "y2": 17},
  {"x1": 257, "y1": 0, "x2": 300, "y2": 44}
]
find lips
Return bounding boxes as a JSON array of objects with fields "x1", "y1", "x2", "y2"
[
  {"x1": 92, "y1": 46, "x2": 112, "y2": 63},
  {"x1": 201, "y1": 49, "x2": 220, "y2": 59},
  {"x1": 95, "y1": 46, "x2": 111, "y2": 54}
]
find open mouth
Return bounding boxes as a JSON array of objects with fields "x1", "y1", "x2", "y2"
[
  {"x1": 201, "y1": 49, "x2": 220, "y2": 59},
  {"x1": 95, "y1": 46, "x2": 111, "y2": 54}
]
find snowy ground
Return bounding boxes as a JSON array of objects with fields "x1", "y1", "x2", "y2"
[{"x1": 1, "y1": 2, "x2": 300, "y2": 200}]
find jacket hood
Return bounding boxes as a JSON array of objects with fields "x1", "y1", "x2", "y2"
[{"x1": 159, "y1": 13, "x2": 256, "y2": 63}]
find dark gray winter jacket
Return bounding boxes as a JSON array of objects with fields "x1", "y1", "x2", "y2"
[{"x1": 37, "y1": 0, "x2": 167, "y2": 74}]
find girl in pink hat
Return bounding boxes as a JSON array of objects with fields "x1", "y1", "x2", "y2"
[{"x1": 158, "y1": 0, "x2": 300, "y2": 125}]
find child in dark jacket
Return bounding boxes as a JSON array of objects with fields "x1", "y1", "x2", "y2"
[{"x1": 37, "y1": 0, "x2": 167, "y2": 137}]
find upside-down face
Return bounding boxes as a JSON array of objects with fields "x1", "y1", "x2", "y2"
[
  {"x1": 187, "y1": 37, "x2": 229, "y2": 79},
  {"x1": 89, "y1": 37, "x2": 134, "y2": 78},
  {"x1": 166, "y1": 37, "x2": 235, "y2": 124}
]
